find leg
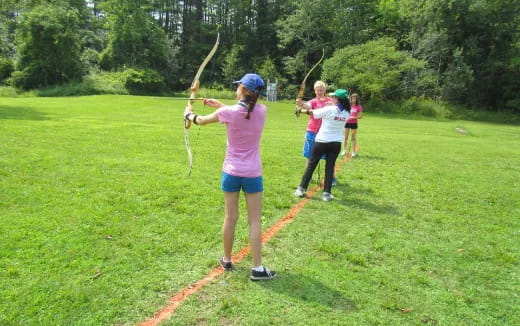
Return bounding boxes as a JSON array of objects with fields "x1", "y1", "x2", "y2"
[
  {"x1": 223, "y1": 191, "x2": 240, "y2": 261},
  {"x1": 351, "y1": 129, "x2": 357, "y2": 155},
  {"x1": 323, "y1": 142, "x2": 341, "y2": 193},
  {"x1": 303, "y1": 131, "x2": 314, "y2": 168},
  {"x1": 300, "y1": 142, "x2": 326, "y2": 189},
  {"x1": 244, "y1": 191, "x2": 263, "y2": 268},
  {"x1": 343, "y1": 128, "x2": 351, "y2": 154}
]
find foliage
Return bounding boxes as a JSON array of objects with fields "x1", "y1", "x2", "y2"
[
  {"x1": 368, "y1": 97, "x2": 451, "y2": 118},
  {"x1": 322, "y1": 37, "x2": 427, "y2": 100},
  {"x1": 402, "y1": 0, "x2": 520, "y2": 109},
  {"x1": 98, "y1": 0, "x2": 169, "y2": 73},
  {"x1": 35, "y1": 68, "x2": 166, "y2": 97},
  {"x1": 0, "y1": 18, "x2": 13, "y2": 57},
  {"x1": 175, "y1": 87, "x2": 236, "y2": 100},
  {"x1": 0, "y1": 57, "x2": 14, "y2": 82},
  {"x1": 80, "y1": 71, "x2": 129, "y2": 95},
  {"x1": 13, "y1": 4, "x2": 84, "y2": 90},
  {"x1": 275, "y1": 0, "x2": 332, "y2": 87},
  {"x1": 221, "y1": 44, "x2": 245, "y2": 86},
  {"x1": 366, "y1": 97, "x2": 520, "y2": 124},
  {"x1": 442, "y1": 48, "x2": 475, "y2": 102},
  {"x1": 80, "y1": 48, "x2": 101, "y2": 74},
  {"x1": 0, "y1": 86, "x2": 19, "y2": 97},
  {"x1": 256, "y1": 56, "x2": 292, "y2": 99},
  {"x1": 0, "y1": 0, "x2": 518, "y2": 110},
  {"x1": 121, "y1": 68, "x2": 166, "y2": 95}
]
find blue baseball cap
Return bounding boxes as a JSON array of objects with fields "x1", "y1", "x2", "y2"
[{"x1": 232, "y1": 73, "x2": 265, "y2": 94}]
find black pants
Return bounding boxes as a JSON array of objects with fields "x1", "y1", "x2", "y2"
[{"x1": 299, "y1": 141, "x2": 341, "y2": 193}]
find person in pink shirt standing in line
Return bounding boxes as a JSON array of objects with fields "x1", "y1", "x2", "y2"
[
  {"x1": 184, "y1": 73, "x2": 276, "y2": 281},
  {"x1": 342, "y1": 93, "x2": 363, "y2": 157},
  {"x1": 297, "y1": 80, "x2": 338, "y2": 185}
]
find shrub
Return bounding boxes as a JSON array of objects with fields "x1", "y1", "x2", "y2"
[
  {"x1": 175, "y1": 87, "x2": 236, "y2": 100},
  {"x1": 0, "y1": 57, "x2": 14, "y2": 82},
  {"x1": 82, "y1": 71, "x2": 128, "y2": 95},
  {"x1": 36, "y1": 68, "x2": 166, "y2": 97},
  {"x1": 15, "y1": 4, "x2": 83, "y2": 89},
  {"x1": 122, "y1": 68, "x2": 165, "y2": 95},
  {"x1": 0, "y1": 86, "x2": 18, "y2": 97},
  {"x1": 11, "y1": 68, "x2": 37, "y2": 89},
  {"x1": 37, "y1": 71, "x2": 128, "y2": 97}
]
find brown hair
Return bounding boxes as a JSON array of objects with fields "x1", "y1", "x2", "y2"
[
  {"x1": 350, "y1": 93, "x2": 361, "y2": 106},
  {"x1": 241, "y1": 85, "x2": 260, "y2": 120}
]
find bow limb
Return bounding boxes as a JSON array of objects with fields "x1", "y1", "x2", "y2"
[
  {"x1": 184, "y1": 32, "x2": 220, "y2": 176},
  {"x1": 295, "y1": 48, "x2": 325, "y2": 117},
  {"x1": 184, "y1": 33, "x2": 220, "y2": 129}
]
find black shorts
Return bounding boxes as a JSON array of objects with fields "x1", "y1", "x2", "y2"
[{"x1": 344, "y1": 122, "x2": 358, "y2": 129}]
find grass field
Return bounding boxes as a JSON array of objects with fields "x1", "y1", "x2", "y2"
[{"x1": 1, "y1": 95, "x2": 519, "y2": 325}]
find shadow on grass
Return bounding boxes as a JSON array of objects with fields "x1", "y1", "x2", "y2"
[
  {"x1": 257, "y1": 272, "x2": 357, "y2": 311},
  {"x1": 321, "y1": 184, "x2": 400, "y2": 216},
  {"x1": 341, "y1": 185, "x2": 375, "y2": 196},
  {"x1": 0, "y1": 106, "x2": 49, "y2": 120},
  {"x1": 352, "y1": 155, "x2": 385, "y2": 161},
  {"x1": 340, "y1": 198, "x2": 400, "y2": 216}
]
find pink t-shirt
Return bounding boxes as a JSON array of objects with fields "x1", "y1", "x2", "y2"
[
  {"x1": 306, "y1": 97, "x2": 332, "y2": 133},
  {"x1": 216, "y1": 102, "x2": 266, "y2": 178},
  {"x1": 347, "y1": 105, "x2": 363, "y2": 123}
]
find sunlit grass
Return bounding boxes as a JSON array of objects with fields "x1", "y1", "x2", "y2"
[{"x1": 1, "y1": 95, "x2": 519, "y2": 325}]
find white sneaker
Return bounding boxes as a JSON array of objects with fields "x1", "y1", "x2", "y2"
[
  {"x1": 340, "y1": 150, "x2": 346, "y2": 156},
  {"x1": 351, "y1": 152, "x2": 357, "y2": 158},
  {"x1": 323, "y1": 192, "x2": 334, "y2": 202},
  {"x1": 293, "y1": 186, "x2": 306, "y2": 198}
]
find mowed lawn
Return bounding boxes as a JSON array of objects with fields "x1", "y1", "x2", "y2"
[{"x1": 1, "y1": 95, "x2": 519, "y2": 325}]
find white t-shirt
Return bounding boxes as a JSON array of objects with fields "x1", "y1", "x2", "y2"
[{"x1": 313, "y1": 105, "x2": 350, "y2": 143}]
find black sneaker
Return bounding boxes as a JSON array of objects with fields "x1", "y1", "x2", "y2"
[
  {"x1": 250, "y1": 267, "x2": 277, "y2": 281},
  {"x1": 219, "y1": 257, "x2": 233, "y2": 270}
]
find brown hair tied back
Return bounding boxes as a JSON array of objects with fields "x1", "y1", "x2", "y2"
[
  {"x1": 242, "y1": 87, "x2": 260, "y2": 120},
  {"x1": 350, "y1": 93, "x2": 361, "y2": 106}
]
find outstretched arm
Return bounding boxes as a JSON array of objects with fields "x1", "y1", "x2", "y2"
[
  {"x1": 184, "y1": 109, "x2": 219, "y2": 126},
  {"x1": 296, "y1": 107, "x2": 314, "y2": 116}
]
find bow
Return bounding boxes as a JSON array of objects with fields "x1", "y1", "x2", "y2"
[
  {"x1": 184, "y1": 32, "x2": 220, "y2": 176},
  {"x1": 295, "y1": 48, "x2": 325, "y2": 117}
]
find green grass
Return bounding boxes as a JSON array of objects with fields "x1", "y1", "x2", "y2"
[{"x1": 1, "y1": 95, "x2": 519, "y2": 325}]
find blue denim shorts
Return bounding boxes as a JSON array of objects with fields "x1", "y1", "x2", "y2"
[
  {"x1": 221, "y1": 172, "x2": 263, "y2": 193},
  {"x1": 303, "y1": 131, "x2": 325, "y2": 159}
]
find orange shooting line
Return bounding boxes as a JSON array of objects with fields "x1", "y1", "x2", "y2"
[{"x1": 139, "y1": 148, "x2": 358, "y2": 326}]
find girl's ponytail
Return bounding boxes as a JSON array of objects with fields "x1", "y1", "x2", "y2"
[{"x1": 243, "y1": 88, "x2": 260, "y2": 120}]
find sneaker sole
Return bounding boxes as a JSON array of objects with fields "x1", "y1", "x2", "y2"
[
  {"x1": 219, "y1": 258, "x2": 233, "y2": 270},
  {"x1": 250, "y1": 274, "x2": 277, "y2": 281}
]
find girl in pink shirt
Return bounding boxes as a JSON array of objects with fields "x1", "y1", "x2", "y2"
[
  {"x1": 297, "y1": 80, "x2": 338, "y2": 184},
  {"x1": 342, "y1": 93, "x2": 363, "y2": 157},
  {"x1": 184, "y1": 73, "x2": 276, "y2": 281},
  {"x1": 297, "y1": 81, "x2": 332, "y2": 163}
]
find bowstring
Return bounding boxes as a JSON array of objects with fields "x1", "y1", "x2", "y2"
[{"x1": 191, "y1": 101, "x2": 205, "y2": 168}]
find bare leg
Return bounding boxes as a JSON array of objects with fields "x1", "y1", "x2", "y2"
[
  {"x1": 343, "y1": 128, "x2": 351, "y2": 154},
  {"x1": 245, "y1": 191, "x2": 263, "y2": 268},
  {"x1": 223, "y1": 191, "x2": 240, "y2": 261},
  {"x1": 351, "y1": 129, "x2": 357, "y2": 155}
]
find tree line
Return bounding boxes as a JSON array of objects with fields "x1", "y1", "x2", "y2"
[{"x1": 0, "y1": 0, "x2": 518, "y2": 111}]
